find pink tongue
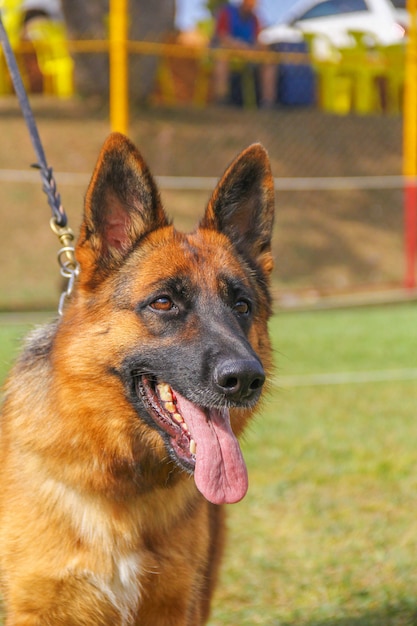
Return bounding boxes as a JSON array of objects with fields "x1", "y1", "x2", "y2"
[{"x1": 175, "y1": 393, "x2": 248, "y2": 505}]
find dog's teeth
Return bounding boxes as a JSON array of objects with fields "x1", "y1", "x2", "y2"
[
  {"x1": 164, "y1": 401, "x2": 176, "y2": 413},
  {"x1": 181, "y1": 422, "x2": 189, "y2": 433},
  {"x1": 157, "y1": 383, "x2": 173, "y2": 402},
  {"x1": 172, "y1": 412, "x2": 184, "y2": 424},
  {"x1": 189, "y1": 439, "x2": 197, "y2": 455}
]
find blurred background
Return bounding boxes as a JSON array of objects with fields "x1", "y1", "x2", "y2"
[{"x1": 0, "y1": 0, "x2": 413, "y2": 310}]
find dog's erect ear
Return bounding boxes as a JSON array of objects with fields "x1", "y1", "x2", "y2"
[
  {"x1": 201, "y1": 144, "x2": 275, "y2": 275},
  {"x1": 76, "y1": 132, "x2": 169, "y2": 285}
]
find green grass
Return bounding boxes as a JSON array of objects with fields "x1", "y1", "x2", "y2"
[
  {"x1": 1, "y1": 304, "x2": 417, "y2": 625},
  {"x1": 209, "y1": 304, "x2": 417, "y2": 626},
  {"x1": 0, "y1": 313, "x2": 51, "y2": 384},
  {"x1": 0, "y1": 325, "x2": 30, "y2": 382}
]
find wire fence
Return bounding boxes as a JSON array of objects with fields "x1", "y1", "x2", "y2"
[{"x1": 0, "y1": 24, "x2": 413, "y2": 310}]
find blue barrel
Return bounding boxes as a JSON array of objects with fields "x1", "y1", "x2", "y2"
[{"x1": 273, "y1": 41, "x2": 316, "y2": 106}]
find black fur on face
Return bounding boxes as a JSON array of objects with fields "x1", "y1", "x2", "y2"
[{"x1": 115, "y1": 267, "x2": 265, "y2": 474}]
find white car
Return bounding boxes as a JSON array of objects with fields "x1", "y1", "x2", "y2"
[{"x1": 259, "y1": 0, "x2": 407, "y2": 48}]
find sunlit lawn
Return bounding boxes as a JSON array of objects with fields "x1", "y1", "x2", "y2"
[
  {"x1": 1, "y1": 304, "x2": 417, "y2": 625},
  {"x1": 210, "y1": 304, "x2": 417, "y2": 626}
]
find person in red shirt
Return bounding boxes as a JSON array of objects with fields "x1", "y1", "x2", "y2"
[
  {"x1": 212, "y1": 0, "x2": 275, "y2": 107},
  {"x1": 215, "y1": 0, "x2": 260, "y2": 49}
]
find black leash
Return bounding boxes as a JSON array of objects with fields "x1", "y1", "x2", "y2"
[
  {"x1": 0, "y1": 10, "x2": 67, "y2": 227},
  {"x1": 0, "y1": 11, "x2": 79, "y2": 313}
]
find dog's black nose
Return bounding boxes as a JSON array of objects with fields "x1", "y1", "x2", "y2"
[{"x1": 213, "y1": 359, "x2": 265, "y2": 401}]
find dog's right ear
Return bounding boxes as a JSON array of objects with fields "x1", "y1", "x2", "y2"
[{"x1": 76, "y1": 132, "x2": 169, "y2": 287}]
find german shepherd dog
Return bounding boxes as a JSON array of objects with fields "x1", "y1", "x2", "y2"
[{"x1": 0, "y1": 133, "x2": 274, "y2": 625}]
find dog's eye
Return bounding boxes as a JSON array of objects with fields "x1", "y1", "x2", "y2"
[
  {"x1": 233, "y1": 300, "x2": 250, "y2": 316},
  {"x1": 149, "y1": 297, "x2": 174, "y2": 312}
]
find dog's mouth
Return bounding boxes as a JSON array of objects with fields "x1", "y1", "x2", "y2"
[{"x1": 135, "y1": 375, "x2": 248, "y2": 505}]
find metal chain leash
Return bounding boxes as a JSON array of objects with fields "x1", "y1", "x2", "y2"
[{"x1": 49, "y1": 218, "x2": 80, "y2": 316}]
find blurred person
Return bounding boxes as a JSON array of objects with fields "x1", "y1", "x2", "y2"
[
  {"x1": 212, "y1": 0, "x2": 275, "y2": 107},
  {"x1": 20, "y1": 0, "x2": 66, "y2": 92}
]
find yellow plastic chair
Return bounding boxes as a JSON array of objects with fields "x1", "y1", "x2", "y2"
[
  {"x1": 379, "y1": 42, "x2": 405, "y2": 114},
  {"x1": 340, "y1": 30, "x2": 385, "y2": 115},
  {"x1": 0, "y1": 0, "x2": 23, "y2": 47},
  {"x1": 0, "y1": 47, "x2": 11, "y2": 94},
  {"x1": 0, "y1": 0, "x2": 24, "y2": 93},
  {"x1": 303, "y1": 33, "x2": 352, "y2": 114},
  {"x1": 24, "y1": 18, "x2": 73, "y2": 98}
]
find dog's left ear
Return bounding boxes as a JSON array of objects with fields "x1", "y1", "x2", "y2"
[
  {"x1": 76, "y1": 132, "x2": 169, "y2": 286},
  {"x1": 201, "y1": 144, "x2": 275, "y2": 275}
]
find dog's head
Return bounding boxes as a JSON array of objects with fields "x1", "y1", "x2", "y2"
[{"x1": 63, "y1": 133, "x2": 274, "y2": 505}]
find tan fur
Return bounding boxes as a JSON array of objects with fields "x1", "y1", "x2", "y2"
[{"x1": 0, "y1": 134, "x2": 274, "y2": 625}]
